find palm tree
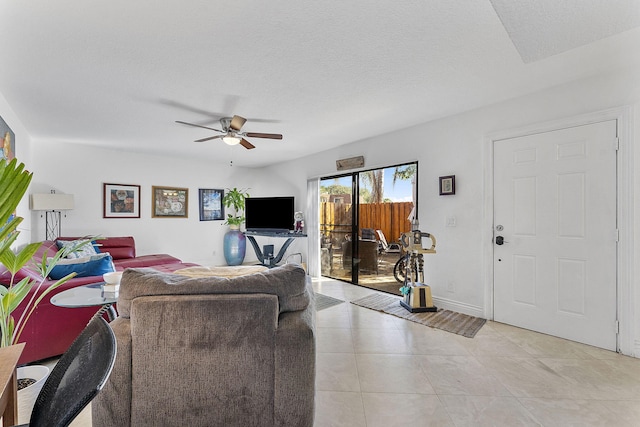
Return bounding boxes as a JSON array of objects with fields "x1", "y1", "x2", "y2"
[
  {"x1": 392, "y1": 164, "x2": 416, "y2": 186},
  {"x1": 360, "y1": 170, "x2": 384, "y2": 203}
]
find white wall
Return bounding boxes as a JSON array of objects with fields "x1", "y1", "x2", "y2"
[
  {"x1": 266, "y1": 65, "x2": 640, "y2": 352},
  {"x1": 26, "y1": 141, "x2": 300, "y2": 266}
]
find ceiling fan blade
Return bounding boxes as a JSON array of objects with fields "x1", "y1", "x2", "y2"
[
  {"x1": 176, "y1": 120, "x2": 223, "y2": 133},
  {"x1": 244, "y1": 118, "x2": 281, "y2": 124},
  {"x1": 229, "y1": 115, "x2": 247, "y2": 131},
  {"x1": 239, "y1": 138, "x2": 256, "y2": 150},
  {"x1": 244, "y1": 132, "x2": 283, "y2": 140},
  {"x1": 162, "y1": 100, "x2": 221, "y2": 119},
  {"x1": 194, "y1": 135, "x2": 224, "y2": 142}
]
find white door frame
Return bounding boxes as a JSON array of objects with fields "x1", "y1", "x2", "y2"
[{"x1": 483, "y1": 106, "x2": 635, "y2": 356}]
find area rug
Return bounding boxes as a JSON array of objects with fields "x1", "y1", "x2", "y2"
[
  {"x1": 315, "y1": 293, "x2": 345, "y2": 311},
  {"x1": 350, "y1": 293, "x2": 486, "y2": 338}
]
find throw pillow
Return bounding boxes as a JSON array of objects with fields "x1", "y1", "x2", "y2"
[
  {"x1": 48, "y1": 253, "x2": 115, "y2": 280},
  {"x1": 56, "y1": 239, "x2": 101, "y2": 259}
]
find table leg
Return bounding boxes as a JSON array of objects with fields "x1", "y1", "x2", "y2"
[
  {"x1": 0, "y1": 343, "x2": 24, "y2": 427},
  {"x1": 0, "y1": 370, "x2": 17, "y2": 427},
  {"x1": 246, "y1": 236, "x2": 296, "y2": 267}
]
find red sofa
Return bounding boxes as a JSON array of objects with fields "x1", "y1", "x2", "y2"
[{"x1": 0, "y1": 236, "x2": 198, "y2": 365}]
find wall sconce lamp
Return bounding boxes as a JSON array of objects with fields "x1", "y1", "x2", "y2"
[{"x1": 30, "y1": 191, "x2": 75, "y2": 240}]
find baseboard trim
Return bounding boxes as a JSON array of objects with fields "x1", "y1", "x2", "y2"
[{"x1": 632, "y1": 340, "x2": 640, "y2": 359}]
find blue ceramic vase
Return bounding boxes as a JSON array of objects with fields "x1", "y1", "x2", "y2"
[{"x1": 223, "y1": 226, "x2": 246, "y2": 266}]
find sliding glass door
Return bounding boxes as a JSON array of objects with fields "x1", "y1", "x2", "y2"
[
  {"x1": 319, "y1": 175, "x2": 355, "y2": 282},
  {"x1": 320, "y1": 162, "x2": 417, "y2": 294}
]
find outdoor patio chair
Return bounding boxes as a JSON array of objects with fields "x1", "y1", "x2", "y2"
[
  {"x1": 376, "y1": 229, "x2": 401, "y2": 254},
  {"x1": 342, "y1": 239, "x2": 379, "y2": 274},
  {"x1": 361, "y1": 228, "x2": 377, "y2": 241}
]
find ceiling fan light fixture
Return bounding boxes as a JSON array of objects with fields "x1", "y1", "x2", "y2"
[
  {"x1": 223, "y1": 135, "x2": 241, "y2": 146},
  {"x1": 177, "y1": 114, "x2": 281, "y2": 150}
]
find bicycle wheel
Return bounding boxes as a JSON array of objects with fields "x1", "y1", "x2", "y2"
[{"x1": 393, "y1": 254, "x2": 417, "y2": 283}]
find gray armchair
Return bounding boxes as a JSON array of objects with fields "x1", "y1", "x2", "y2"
[{"x1": 92, "y1": 264, "x2": 315, "y2": 427}]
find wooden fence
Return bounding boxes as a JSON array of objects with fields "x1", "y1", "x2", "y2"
[{"x1": 320, "y1": 201, "x2": 413, "y2": 245}]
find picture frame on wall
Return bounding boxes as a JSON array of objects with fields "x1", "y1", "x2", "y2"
[
  {"x1": 0, "y1": 115, "x2": 15, "y2": 163},
  {"x1": 1, "y1": 115, "x2": 17, "y2": 222},
  {"x1": 198, "y1": 188, "x2": 224, "y2": 221},
  {"x1": 152, "y1": 186, "x2": 188, "y2": 218},
  {"x1": 103, "y1": 183, "x2": 141, "y2": 218},
  {"x1": 439, "y1": 175, "x2": 456, "y2": 196}
]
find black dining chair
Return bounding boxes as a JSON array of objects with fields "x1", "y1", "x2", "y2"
[{"x1": 13, "y1": 315, "x2": 117, "y2": 427}]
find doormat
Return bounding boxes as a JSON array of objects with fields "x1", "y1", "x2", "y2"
[
  {"x1": 315, "y1": 293, "x2": 345, "y2": 311},
  {"x1": 351, "y1": 293, "x2": 486, "y2": 338}
]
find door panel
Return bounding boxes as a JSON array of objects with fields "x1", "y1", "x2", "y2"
[
  {"x1": 320, "y1": 175, "x2": 354, "y2": 282},
  {"x1": 494, "y1": 120, "x2": 617, "y2": 350}
]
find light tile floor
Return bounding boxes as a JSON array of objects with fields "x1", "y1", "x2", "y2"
[
  {"x1": 42, "y1": 276, "x2": 640, "y2": 426},
  {"x1": 312, "y1": 277, "x2": 640, "y2": 427}
]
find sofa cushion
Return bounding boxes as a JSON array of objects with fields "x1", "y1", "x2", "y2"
[
  {"x1": 98, "y1": 236, "x2": 136, "y2": 259},
  {"x1": 118, "y1": 263, "x2": 309, "y2": 317},
  {"x1": 55, "y1": 238, "x2": 101, "y2": 259},
  {"x1": 136, "y1": 262, "x2": 200, "y2": 274},
  {"x1": 0, "y1": 264, "x2": 45, "y2": 284},
  {"x1": 1, "y1": 241, "x2": 58, "y2": 285},
  {"x1": 173, "y1": 265, "x2": 268, "y2": 278},
  {"x1": 114, "y1": 254, "x2": 182, "y2": 269},
  {"x1": 58, "y1": 236, "x2": 136, "y2": 260},
  {"x1": 48, "y1": 253, "x2": 116, "y2": 280}
]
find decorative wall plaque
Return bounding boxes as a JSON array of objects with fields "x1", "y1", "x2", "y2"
[{"x1": 336, "y1": 156, "x2": 364, "y2": 171}]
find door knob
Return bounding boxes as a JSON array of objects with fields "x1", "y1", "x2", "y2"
[{"x1": 495, "y1": 236, "x2": 506, "y2": 245}]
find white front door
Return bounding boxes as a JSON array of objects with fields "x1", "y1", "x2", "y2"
[{"x1": 493, "y1": 120, "x2": 618, "y2": 350}]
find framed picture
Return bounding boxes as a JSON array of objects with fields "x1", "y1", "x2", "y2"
[
  {"x1": 152, "y1": 186, "x2": 188, "y2": 218},
  {"x1": 439, "y1": 175, "x2": 456, "y2": 196},
  {"x1": 1, "y1": 115, "x2": 16, "y2": 223},
  {"x1": 199, "y1": 188, "x2": 224, "y2": 221},
  {"x1": 103, "y1": 183, "x2": 141, "y2": 218},
  {"x1": 0, "y1": 115, "x2": 15, "y2": 163}
]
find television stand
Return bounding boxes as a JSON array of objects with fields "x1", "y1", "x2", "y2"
[{"x1": 245, "y1": 231, "x2": 307, "y2": 268}]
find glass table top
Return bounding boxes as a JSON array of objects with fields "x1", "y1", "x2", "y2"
[{"x1": 50, "y1": 283, "x2": 118, "y2": 308}]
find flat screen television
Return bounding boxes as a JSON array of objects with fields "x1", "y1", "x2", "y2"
[{"x1": 245, "y1": 196, "x2": 295, "y2": 233}]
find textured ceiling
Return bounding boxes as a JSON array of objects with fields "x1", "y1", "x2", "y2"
[
  {"x1": 0, "y1": 1, "x2": 639, "y2": 167},
  {"x1": 490, "y1": 0, "x2": 640, "y2": 62}
]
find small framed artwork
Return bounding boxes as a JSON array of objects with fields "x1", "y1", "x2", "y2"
[
  {"x1": 152, "y1": 186, "x2": 188, "y2": 218},
  {"x1": 103, "y1": 183, "x2": 141, "y2": 218},
  {"x1": 199, "y1": 188, "x2": 224, "y2": 221},
  {"x1": 439, "y1": 175, "x2": 456, "y2": 196}
]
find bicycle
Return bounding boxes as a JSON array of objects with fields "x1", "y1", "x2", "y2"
[
  {"x1": 393, "y1": 252, "x2": 417, "y2": 283},
  {"x1": 393, "y1": 230, "x2": 436, "y2": 283}
]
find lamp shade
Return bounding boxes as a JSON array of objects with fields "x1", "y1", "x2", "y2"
[
  {"x1": 223, "y1": 135, "x2": 241, "y2": 145},
  {"x1": 30, "y1": 193, "x2": 75, "y2": 211}
]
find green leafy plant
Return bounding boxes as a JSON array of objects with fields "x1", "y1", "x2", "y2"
[
  {"x1": 222, "y1": 187, "x2": 250, "y2": 227},
  {"x1": 0, "y1": 158, "x2": 88, "y2": 347}
]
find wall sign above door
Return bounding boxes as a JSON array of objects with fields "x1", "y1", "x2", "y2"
[{"x1": 336, "y1": 156, "x2": 364, "y2": 171}]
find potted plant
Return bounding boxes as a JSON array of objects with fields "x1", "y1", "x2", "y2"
[
  {"x1": 0, "y1": 159, "x2": 88, "y2": 422},
  {"x1": 221, "y1": 187, "x2": 249, "y2": 265}
]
